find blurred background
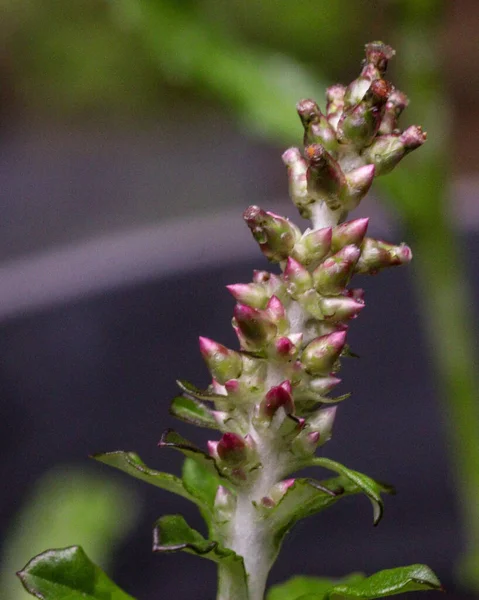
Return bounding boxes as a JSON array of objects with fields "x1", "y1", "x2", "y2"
[{"x1": 1, "y1": 1, "x2": 478, "y2": 599}]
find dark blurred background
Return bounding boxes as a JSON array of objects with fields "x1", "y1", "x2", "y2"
[{"x1": 0, "y1": 1, "x2": 478, "y2": 599}]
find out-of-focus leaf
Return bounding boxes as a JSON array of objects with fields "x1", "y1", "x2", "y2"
[
  {"x1": 267, "y1": 573, "x2": 364, "y2": 600},
  {"x1": 17, "y1": 546, "x2": 135, "y2": 600}
]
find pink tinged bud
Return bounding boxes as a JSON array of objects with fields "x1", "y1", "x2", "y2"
[
  {"x1": 211, "y1": 378, "x2": 227, "y2": 395},
  {"x1": 298, "y1": 289, "x2": 325, "y2": 320},
  {"x1": 356, "y1": 238, "x2": 413, "y2": 274},
  {"x1": 282, "y1": 147, "x2": 313, "y2": 219},
  {"x1": 331, "y1": 218, "x2": 369, "y2": 252},
  {"x1": 326, "y1": 84, "x2": 346, "y2": 130},
  {"x1": 379, "y1": 89, "x2": 409, "y2": 135},
  {"x1": 269, "y1": 478, "x2": 296, "y2": 504},
  {"x1": 305, "y1": 144, "x2": 347, "y2": 210},
  {"x1": 296, "y1": 99, "x2": 337, "y2": 152},
  {"x1": 275, "y1": 336, "x2": 295, "y2": 357},
  {"x1": 199, "y1": 337, "x2": 243, "y2": 384},
  {"x1": 266, "y1": 295, "x2": 286, "y2": 321},
  {"x1": 342, "y1": 164, "x2": 376, "y2": 211},
  {"x1": 226, "y1": 283, "x2": 269, "y2": 309},
  {"x1": 301, "y1": 331, "x2": 347, "y2": 375},
  {"x1": 224, "y1": 379, "x2": 240, "y2": 394},
  {"x1": 346, "y1": 288, "x2": 365, "y2": 302},
  {"x1": 313, "y1": 245, "x2": 361, "y2": 295},
  {"x1": 320, "y1": 296, "x2": 365, "y2": 322},
  {"x1": 217, "y1": 432, "x2": 247, "y2": 466},
  {"x1": 207, "y1": 440, "x2": 219, "y2": 459},
  {"x1": 363, "y1": 126, "x2": 426, "y2": 176},
  {"x1": 261, "y1": 382, "x2": 295, "y2": 418},
  {"x1": 364, "y1": 41, "x2": 395, "y2": 76},
  {"x1": 338, "y1": 79, "x2": 392, "y2": 148},
  {"x1": 233, "y1": 303, "x2": 277, "y2": 348},
  {"x1": 308, "y1": 406, "x2": 338, "y2": 446},
  {"x1": 284, "y1": 257, "x2": 313, "y2": 298},
  {"x1": 309, "y1": 375, "x2": 342, "y2": 395},
  {"x1": 308, "y1": 431, "x2": 321, "y2": 445},
  {"x1": 400, "y1": 125, "x2": 427, "y2": 150},
  {"x1": 214, "y1": 485, "x2": 235, "y2": 512},
  {"x1": 261, "y1": 496, "x2": 276, "y2": 508},
  {"x1": 243, "y1": 205, "x2": 300, "y2": 263}
]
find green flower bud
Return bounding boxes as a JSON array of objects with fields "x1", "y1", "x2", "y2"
[
  {"x1": 301, "y1": 331, "x2": 347, "y2": 375},
  {"x1": 356, "y1": 238, "x2": 413, "y2": 274},
  {"x1": 282, "y1": 147, "x2": 314, "y2": 218},
  {"x1": 331, "y1": 218, "x2": 369, "y2": 252},
  {"x1": 199, "y1": 337, "x2": 243, "y2": 384},
  {"x1": 305, "y1": 144, "x2": 347, "y2": 210},
  {"x1": 313, "y1": 245, "x2": 361, "y2": 294},
  {"x1": 244, "y1": 205, "x2": 300, "y2": 262},
  {"x1": 362, "y1": 125, "x2": 427, "y2": 176}
]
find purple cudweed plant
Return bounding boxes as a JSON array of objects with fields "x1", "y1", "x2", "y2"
[{"x1": 17, "y1": 42, "x2": 442, "y2": 600}]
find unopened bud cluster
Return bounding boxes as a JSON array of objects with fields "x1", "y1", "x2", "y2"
[{"x1": 170, "y1": 42, "x2": 424, "y2": 587}]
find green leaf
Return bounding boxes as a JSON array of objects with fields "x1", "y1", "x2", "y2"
[
  {"x1": 307, "y1": 458, "x2": 394, "y2": 525},
  {"x1": 176, "y1": 379, "x2": 226, "y2": 402},
  {"x1": 17, "y1": 546, "x2": 135, "y2": 600},
  {"x1": 182, "y1": 457, "x2": 219, "y2": 509},
  {"x1": 91, "y1": 450, "x2": 192, "y2": 500},
  {"x1": 268, "y1": 475, "x2": 388, "y2": 546},
  {"x1": 158, "y1": 429, "x2": 225, "y2": 480},
  {"x1": 267, "y1": 574, "x2": 364, "y2": 600},
  {"x1": 170, "y1": 395, "x2": 219, "y2": 429},
  {"x1": 153, "y1": 515, "x2": 248, "y2": 597},
  {"x1": 328, "y1": 564, "x2": 442, "y2": 599}
]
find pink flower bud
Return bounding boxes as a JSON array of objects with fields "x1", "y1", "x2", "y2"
[
  {"x1": 284, "y1": 257, "x2": 312, "y2": 298},
  {"x1": 199, "y1": 337, "x2": 243, "y2": 384},
  {"x1": 217, "y1": 432, "x2": 247, "y2": 465},
  {"x1": 320, "y1": 296, "x2": 365, "y2": 321},
  {"x1": 292, "y1": 227, "x2": 332, "y2": 266},
  {"x1": 226, "y1": 283, "x2": 268, "y2": 309},
  {"x1": 331, "y1": 218, "x2": 369, "y2": 252},
  {"x1": 275, "y1": 336, "x2": 295, "y2": 357},
  {"x1": 313, "y1": 245, "x2": 361, "y2": 294},
  {"x1": 243, "y1": 205, "x2": 300, "y2": 262},
  {"x1": 301, "y1": 331, "x2": 347, "y2": 375},
  {"x1": 282, "y1": 147, "x2": 311, "y2": 218},
  {"x1": 233, "y1": 303, "x2": 277, "y2": 349},
  {"x1": 305, "y1": 144, "x2": 347, "y2": 210},
  {"x1": 379, "y1": 89, "x2": 409, "y2": 135},
  {"x1": 308, "y1": 406, "x2": 338, "y2": 446},
  {"x1": 326, "y1": 84, "x2": 346, "y2": 129},
  {"x1": 266, "y1": 295, "x2": 286, "y2": 321},
  {"x1": 260, "y1": 382, "x2": 295, "y2": 418},
  {"x1": 342, "y1": 165, "x2": 376, "y2": 211},
  {"x1": 309, "y1": 375, "x2": 342, "y2": 395},
  {"x1": 356, "y1": 238, "x2": 413, "y2": 274},
  {"x1": 296, "y1": 99, "x2": 337, "y2": 152}
]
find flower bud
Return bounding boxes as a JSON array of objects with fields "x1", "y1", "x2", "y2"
[
  {"x1": 326, "y1": 84, "x2": 346, "y2": 129},
  {"x1": 226, "y1": 283, "x2": 269, "y2": 309},
  {"x1": 301, "y1": 331, "x2": 347, "y2": 375},
  {"x1": 243, "y1": 205, "x2": 300, "y2": 262},
  {"x1": 319, "y1": 296, "x2": 365, "y2": 322},
  {"x1": 338, "y1": 79, "x2": 391, "y2": 147},
  {"x1": 282, "y1": 147, "x2": 313, "y2": 218},
  {"x1": 309, "y1": 374, "x2": 342, "y2": 395},
  {"x1": 268, "y1": 479, "x2": 296, "y2": 504},
  {"x1": 297, "y1": 289, "x2": 324, "y2": 320},
  {"x1": 313, "y1": 245, "x2": 360, "y2": 294},
  {"x1": 364, "y1": 41, "x2": 395, "y2": 77},
  {"x1": 291, "y1": 429, "x2": 321, "y2": 457},
  {"x1": 308, "y1": 406, "x2": 338, "y2": 446},
  {"x1": 260, "y1": 381, "x2": 294, "y2": 418},
  {"x1": 216, "y1": 432, "x2": 247, "y2": 466},
  {"x1": 342, "y1": 164, "x2": 376, "y2": 211},
  {"x1": 331, "y1": 218, "x2": 369, "y2": 252},
  {"x1": 356, "y1": 238, "x2": 412, "y2": 274},
  {"x1": 274, "y1": 336, "x2": 298, "y2": 359},
  {"x1": 214, "y1": 485, "x2": 236, "y2": 519},
  {"x1": 362, "y1": 125, "x2": 427, "y2": 176},
  {"x1": 233, "y1": 303, "x2": 277, "y2": 350},
  {"x1": 284, "y1": 257, "x2": 313, "y2": 298},
  {"x1": 292, "y1": 226, "x2": 332, "y2": 266},
  {"x1": 379, "y1": 89, "x2": 409, "y2": 134},
  {"x1": 296, "y1": 99, "x2": 337, "y2": 152},
  {"x1": 199, "y1": 337, "x2": 243, "y2": 384},
  {"x1": 266, "y1": 295, "x2": 286, "y2": 322},
  {"x1": 305, "y1": 144, "x2": 347, "y2": 210}
]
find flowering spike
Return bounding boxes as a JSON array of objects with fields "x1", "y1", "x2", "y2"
[
  {"x1": 292, "y1": 227, "x2": 332, "y2": 266},
  {"x1": 226, "y1": 283, "x2": 269, "y2": 309},
  {"x1": 243, "y1": 205, "x2": 300, "y2": 262},
  {"x1": 305, "y1": 144, "x2": 347, "y2": 210},
  {"x1": 313, "y1": 245, "x2": 361, "y2": 294},
  {"x1": 198, "y1": 337, "x2": 243, "y2": 384},
  {"x1": 284, "y1": 257, "x2": 313, "y2": 298},
  {"x1": 301, "y1": 331, "x2": 347, "y2": 375},
  {"x1": 356, "y1": 238, "x2": 413, "y2": 274},
  {"x1": 331, "y1": 218, "x2": 369, "y2": 252}
]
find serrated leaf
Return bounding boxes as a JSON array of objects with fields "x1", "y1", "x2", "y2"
[
  {"x1": 170, "y1": 395, "x2": 219, "y2": 429},
  {"x1": 158, "y1": 429, "x2": 226, "y2": 480},
  {"x1": 153, "y1": 515, "x2": 248, "y2": 598},
  {"x1": 182, "y1": 457, "x2": 219, "y2": 510},
  {"x1": 328, "y1": 564, "x2": 442, "y2": 599},
  {"x1": 307, "y1": 458, "x2": 394, "y2": 525},
  {"x1": 176, "y1": 379, "x2": 226, "y2": 401},
  {"x1": 267, "y1": 573, "x2": 364, "y2": 600},
  {"x1": 17, "y1": 546, "x2": 135, "y2": 600}
]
